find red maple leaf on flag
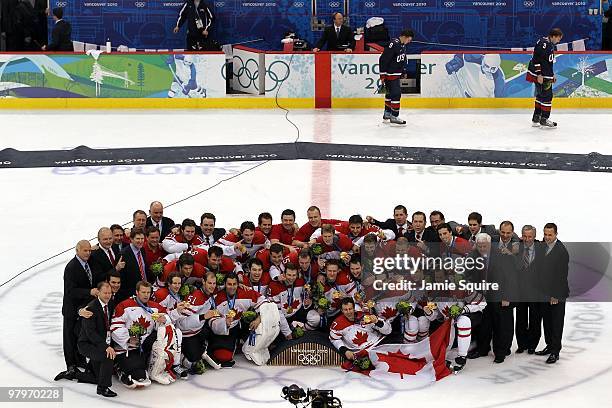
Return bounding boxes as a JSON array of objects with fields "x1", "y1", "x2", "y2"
[
  {"x1": 137, "y1": 315, "x2": 151, "y2": 331},
  {"x1": 353, "y1": 331, "x2": 369, "y2": 347},
  {"x1": 381, "y1": 306, "x2": 397, "y2": 319},
  {"x1": 375, "y1": 349, "x2": 427, "y2": 379}
]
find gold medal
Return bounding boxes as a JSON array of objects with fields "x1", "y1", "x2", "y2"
[
  {"x1": 227, "y1": 309, "x2": 237, "y2": 319},
  {"x1": 363, "y1": 314, "x2": 376, "y2": 324},
  {"x1": 286, "y1": 306, "x2": 293, "y2": 314},
  {"x1": 427, "y1": 302, "x2": 438, "y2": 310}
]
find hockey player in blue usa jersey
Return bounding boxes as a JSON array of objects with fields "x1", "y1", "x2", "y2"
[
  {"x1": 379, "y1": 29, "x2": 414, "y2": 125},
  {"x1": 526, "y1": 28, "x2": 563, "y2": 128}
]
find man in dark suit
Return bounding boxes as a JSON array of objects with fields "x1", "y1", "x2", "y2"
[
  {"x1": 534, "y1": 222, "x2": 569, "y2": 364},
  {"x1": 492, "y1": 220, "x2": 520, "y2": 254},
  {"x1": 366, "y1": 204, "x2": 411, "y2": 239},
  {"x1": 42, "y1": 7, "x2": 72, "y2": 51},
  {"x1": 146, "y1": 201, "x2": 175, "y2": 240},
  {"x1": 453, "y1": 211, "x2": 497, "y2": 243},
  {"x1": 466, "y1": 233, "x2": 518, "y2": 363},
  {"x1": 406, "y1": 211, "x2": 440, "y2": 256},
  {"x1": 55, "y1": 240, "x2": 98, "y2": 381},
  {"x1": 116, "y1": 228, "x2": 151, "y2": 302},
  {"x1": 89, "y1": 227, "x2": 125, "y2": 282},
  {"x1": 77, "y1": 282, "x2": 117, "y2": 397},
  {"x1": 312, "y1": 12, "x2": 355, "y2": 52},
  {"x1": 195, "y1": 212, "x2": 226, "y2": 247}
]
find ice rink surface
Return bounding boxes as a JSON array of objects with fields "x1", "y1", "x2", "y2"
[{"x1": 1, "y1": 108, "x2": 611, "y2": 407}]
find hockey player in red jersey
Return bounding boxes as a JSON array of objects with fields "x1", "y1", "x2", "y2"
[
  {"x1": 255, "y1": 243, "x2": 290, "y2": 281},
  {"x1": 174, "y1": 271, "x2": 223, "y2": 375},
  {"x1": 179, "y1": 246, "x2": 242, "y2": 280},
  {"x1": 292, "y1": 206, "x2": 343, "y2": 248},
  {"x1": 330, "y1": 297, "x2": 392, "y2": 369},
  {"x1": 305, "y1": 260, "x2": 351, "y2": 330},
  {"x1": 111, "y1": 281, "x2": 183, "y2": 387},
  {"x1": 438, "y1": 223, "x2": 472, "y2": 258},
  {"x1": 424, "y1": 291, "x2": 486, "y2": 372},
  {"x1": 217, "y1": 221, "x2": 269, "y2": 263},
  {"x1": 268, "y1": 263, "x2": 308, "y2": 340},
  {"x1": 239, "y1": 258, "x2": 272, "y2": 296},
  {"x1": 284, "y1": 248, "x2": 320, "y2": 285},
  {"x1": 310, "y1": 224, "x2": 354, "y2": 256},
  {"x1": 156, "y1": 253, "x2": 205, "y2": 289},
  {"x1": 311, "y1": 215, "x2": 395, "y2": 246},
  {"x1": 206, "y1": 272, "x2": 268, "y2": 367},
  {"x1": 256, "y1": 212, "x2": 274, "y2": 238},
  {"x1": 269, "y1": 209, "x2": 299, "y2": 247},
  {"x1": 162, "y1": 218, "x2": 204, "y2": 255}
]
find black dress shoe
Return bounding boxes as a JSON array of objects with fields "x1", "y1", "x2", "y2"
[
  {"x1": 516, "y1": 348, "x2": 525, "y2": 354},
  {"x1": 54, "y1": 367, "x2": 76, "y2": 381},
  {"x1": 97, "y1": 387, "x2": 117, "y2": 397},
  {"x1": 494, "y1": 355, "x2": 505, "y2": 364},
  {"x1": 546, "y1": 353, "x2": 559, "y2": 364},
  {"x1": 535, "y1": 347, "x2": 551, "y2": 356},
  {"x1": 528, "y1": 349, "x2": 535, "y2": 355}
]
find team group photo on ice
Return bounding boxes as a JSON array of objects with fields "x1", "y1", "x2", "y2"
[{"x1": 55, "y1": 203, "x2": 570, "y2": 399}]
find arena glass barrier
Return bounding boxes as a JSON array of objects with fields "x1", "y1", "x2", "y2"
[{"x1": 0, "y1": 49, "x2": 611, "y2": 109}]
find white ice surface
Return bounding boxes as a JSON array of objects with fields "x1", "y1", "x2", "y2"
[
  {"x1": 0, "y1": 109, "x2": 611, "y2": 407},
  {"x1": 1, "y1": 109, "x2": 611, "y2": 154}
]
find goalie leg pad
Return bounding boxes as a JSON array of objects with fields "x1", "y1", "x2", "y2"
[{"x1": 148, "y1": 324, "x2": 181, "y2": 384}]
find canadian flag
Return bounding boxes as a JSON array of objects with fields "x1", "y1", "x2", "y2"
[{"x1": 367, "y1": 319, "x2": 452, "y2": 382}]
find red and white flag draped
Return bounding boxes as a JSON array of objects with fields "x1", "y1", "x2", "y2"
[{"x1": 366, "y1": 320, "x2": 452, "y2": 383}]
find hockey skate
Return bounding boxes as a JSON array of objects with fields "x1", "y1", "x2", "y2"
[
  {"x1": 389, "y1": 116, "x2": 406, "y2": 125},
  {"x1": 119, "y1": 372, "x2": 137, "y2": 389},
  {"x1": 383, "y1": 112, "x2": 392, "y2": 122},
  {"x1": 532, "y1": 114, "x2": 541, "y2": 127},
  {"x1": 539, "y1": 118, "x2": 557, "y2": 128},
  {"x1": 452, "y1": 356, "x2": 467, "y2": 373},
  {"x1": 172, "y1": 364, "x2": 189, "y2": 380}
]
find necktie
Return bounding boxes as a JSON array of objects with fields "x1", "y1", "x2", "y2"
[
  {"x1": 416, "y1": 233, "x2": 421, "y2": 241},
  {"x1": 103, "y1": 304, "x2": 110, "y2": 329},
  {"x1": 470, "y1": 235, "x2": 476, "y2": 242},
  {"x1": 336, "y1": 27, "x2": 340, "y2": 38},
  {"x1": 137, "y1": 251, "x2": 146, "y2": 281},
  {"x1": 84, "y1": 262, "x2": 92, "y2": 285},
  {"x1": 107, "y1": 248, "x2": 115, "y2": 264},
  {"x1": 523, "y1": 247, "x2": 530, "y2": 268},
  {"x1": 205, "y1": 236, "x2": 211, "y2": 246},
  {"x1": 398, "y1": 226, "x2": 404, "y2": 237}
]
